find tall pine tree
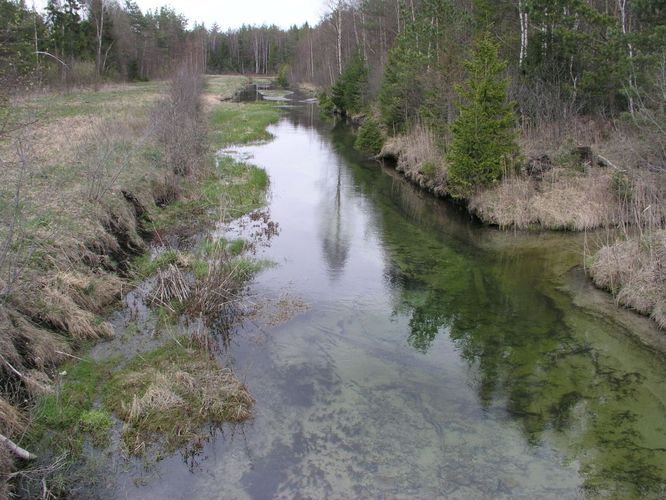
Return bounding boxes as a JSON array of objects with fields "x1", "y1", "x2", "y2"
[{"x1": 446, "y1": 34, "x2": 517, "y2": 199}]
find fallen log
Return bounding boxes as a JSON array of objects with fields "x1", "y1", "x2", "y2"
[{"x1": 0, "y1": 434, "x2": 36, "y2": 460}]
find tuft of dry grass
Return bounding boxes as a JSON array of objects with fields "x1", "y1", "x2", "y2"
[
  {"x1": 0, "y1": 397, "x2": 25, "y2": 438},
  {"x1": 589, "y1": 231, "x2": 666, "y2": 328},
  {"x1": 104, "y1": 340, "x2": 253, "y2": 455},
  {"x1": 14, "y1": 281, "x2": 114, "y2": 341},
  {"x1": 150, "y1": 264, "x2": 191, "y2": 307},
  {"x1": 470, "y1": 167, "x2": 619, "y2": 230},
  {"x1": 0, "y1": 306, "x2": 70, "y2": 398},
  {"x1": 380, "y1": 124, "x2": 448, "y2": 196}
]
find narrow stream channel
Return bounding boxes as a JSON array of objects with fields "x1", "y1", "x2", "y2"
[{"x1": 113, "y1": 97, "x2": 666, "y2": 498}]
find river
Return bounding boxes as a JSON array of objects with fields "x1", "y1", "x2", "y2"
[{"x1": 111, "y1": 96, "x2": 666, "y2": 498}]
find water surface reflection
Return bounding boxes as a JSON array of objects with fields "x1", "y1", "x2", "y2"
[{"x1": 109, "y1": 100, "x2": 666, "y2": 499}]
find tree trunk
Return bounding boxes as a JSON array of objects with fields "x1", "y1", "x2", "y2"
[{"x1": 518, "y1": 0, "x2": 528, "y2": 68}]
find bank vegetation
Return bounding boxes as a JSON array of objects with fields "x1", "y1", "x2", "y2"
[
  {"x1": 0, "y1": 57, "x2": 278, "y2": 495},
  {"x1": 306, "y1": 0, "x2": 665, "y2": 331}
]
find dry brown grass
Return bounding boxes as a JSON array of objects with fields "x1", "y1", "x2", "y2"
[
  {"x1": 0, "y1": 306, "x2": 70, "y2": 398},
  {"x1": 13, "y1": 279, "x2": 115, "y2": 342},
  {"x1": 590, "y1": 231, "x2": 666, "y2": 328},
  {"x1": 186, "y1": 258, "x2": 244, "y2": 324},
  {"x1": 0, "y1": 73, "x2": 250, "y2": 494},
  {"x1": 0, "y1": 441, "x2": 13, "y2": 499},
  {"x1": 380, "y1": 124, "x2": 448, "y2": 196},
  {"x1": 0, "y1": 397, "x2": 25, "y2": 438},
  {"x1": 470, "y1": 167, "x2": 619, "y2": 230},
  {"x1": 150, "y1": 264, "x2": 191, "y2": 307}
]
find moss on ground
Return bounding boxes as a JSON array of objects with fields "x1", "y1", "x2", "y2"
[{"x1": 28, "y1": 357, "x2": 116, "y2": 457}]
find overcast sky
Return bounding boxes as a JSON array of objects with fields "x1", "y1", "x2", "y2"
[{"x1": 34, "y1": 0, "x2": 325, "y2": 30}]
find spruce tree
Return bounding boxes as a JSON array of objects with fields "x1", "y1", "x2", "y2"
[
  {"x1": 446, "y1": 34, "x2": 517, "y2": 199},
  {"x1": 330, "y1": 52, "x2": 368, "y2": 115}
]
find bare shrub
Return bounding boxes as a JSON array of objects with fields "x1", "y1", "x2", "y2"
[
  {"x1": 152, "y1": 174, "x2": 181, "y2": 207},
  {"x1": 79, "y1": 117, "x2": 150, "y2": 202},
  {"x1": 154, "y1": 67, "x2": 208, "y2": 177},
  {"x1": 0, "y1": 132, "x2": 39, "y2": 299}
]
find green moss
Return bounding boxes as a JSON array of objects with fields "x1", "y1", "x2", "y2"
[
  {"x1": 29, "y1": 358, "x2": 115, "y2": 456},
  {"x1": 79, "y1": 410, "x2": 113, "y2": 446}
]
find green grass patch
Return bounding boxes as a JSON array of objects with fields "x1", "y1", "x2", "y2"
[
  {"x1": 228, "y1": 239, "x2": 246, "y2": 256},
  {"x1": 209, "y1": 102, "x2": 281, "y2": 148},
  {"x1": 28, "y1": 358, "x2": 115, "y2": 456},
  {"x1": 79, "y1": 409, "x2": 113, "y2": 446},
  {"x1": 192, "y1": 258, "x2": 209, "y2": 280},
  {"x1": 150, "y1": 157, "x2": 269, "y2": 232},
  {"x1": 133, "y1": 249, "x2": 182, "y2": 278}
]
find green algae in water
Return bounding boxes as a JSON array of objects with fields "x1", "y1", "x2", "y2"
[{"x1": 323, "y1": 120, "x2": 666, "y2": 497}]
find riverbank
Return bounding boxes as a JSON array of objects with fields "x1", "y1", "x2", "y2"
[
  {"x1": 374, "y1": 120, "x2": 666, "y2": 333},
  {"x1": 0, "y1": 74, "x2": 281, "y2": 497}
]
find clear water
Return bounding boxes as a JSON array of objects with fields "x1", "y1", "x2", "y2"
[{"x1": 110, "y1": 101, "x2": 666, "y2": 499}]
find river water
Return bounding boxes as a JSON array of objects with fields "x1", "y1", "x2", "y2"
[{"x1": 115, "y1": 98, "x2": 666, "y2": 498}]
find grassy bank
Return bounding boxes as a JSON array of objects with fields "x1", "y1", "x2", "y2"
[
  {"x1": 378, "y1": 123, "x2": 628, "y2": 231},
  {"x1": 373, "y1": 115, "x2": 666, "y2": 329},
  {"x1": 0, "y1": 74, "x2": 280, "y2": 496},
  {"x1": 589, "y1": 231, "x2": 666, "y2": 330}
]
